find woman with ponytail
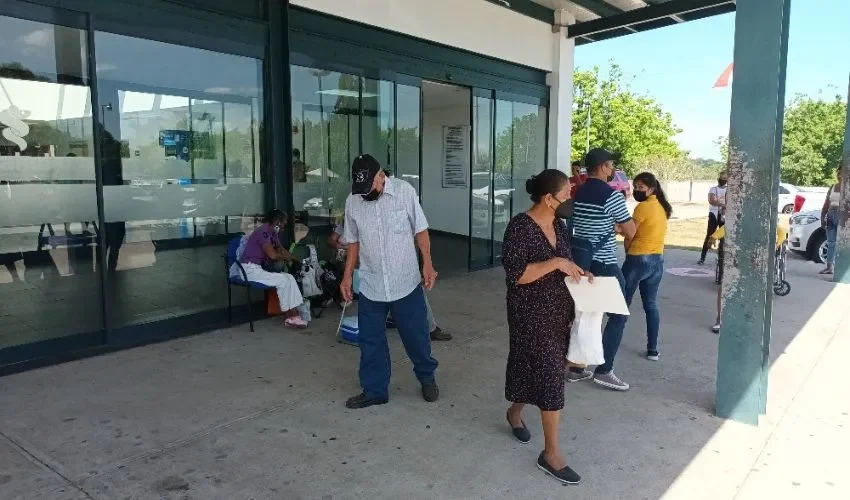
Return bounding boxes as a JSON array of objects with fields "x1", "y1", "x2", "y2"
[{"x1": 623, "y1": 172, "x2": 671, "y2": 361}]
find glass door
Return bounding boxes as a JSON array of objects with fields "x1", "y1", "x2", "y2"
[{"x1": 470, "y1": 90, "x2": 495, "y2": 270}]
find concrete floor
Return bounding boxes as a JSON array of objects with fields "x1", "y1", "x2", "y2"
[{"x1": 1, "y1": 248, "x2": 848, "y2": 500}]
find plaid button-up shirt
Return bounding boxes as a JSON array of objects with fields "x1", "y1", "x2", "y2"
[{"x1": 344, "y1": 177, "x2": 428, "y2": 302}]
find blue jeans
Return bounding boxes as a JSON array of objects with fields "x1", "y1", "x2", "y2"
[
  {"x1": 358, "y1": 286, "x2": 438, "y2": 399},
  {"x1": 826, "y1": 209, "x2": 839, "y2": 266},
  {"x1": 622, "y1": 255, "x2": 664, "y2": 352},
  {"x1": 590, "y1": 261, "x2": 627, "y2": 374}
]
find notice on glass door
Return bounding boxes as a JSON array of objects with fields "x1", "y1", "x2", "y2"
[{"x1": 442, "y1": 125, "x2": 469, "y2": 189}]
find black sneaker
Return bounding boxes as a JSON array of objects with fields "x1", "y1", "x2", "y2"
[
  {"x1": 506, "y1": 411, "x2": 531, "y2": 444},
  {"x1": 536, "y1": 452, "x2": 581, "y2": 485},
  {"x1": 430, "y1": 327, "x2": 453, "y2": 341},
  {"x1": 421, "y1": 382, "x2": 439, "y2": 402},
  {"x1": 345, "y1": 393, "x2": 388, "y2": 409},
  {"x1": 646, "y1": 350, "x2": 660, "y2": 361}
]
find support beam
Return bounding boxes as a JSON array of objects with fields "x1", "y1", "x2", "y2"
[
  {"x1": 568, "y1": 0, "x2": 734, "y2": 39},
  {"x1": 834, "y1": 74, "x2": 850, "y2": 284},
  {"x1": 547, "y1": 10, "x2": 576, "y2": 173},
  {"x1": 716, "y1": 0, "x2": 791, "y2": 425},
  {"x1": 267, "y1": 0, "x2": 292, "y2": 214}
]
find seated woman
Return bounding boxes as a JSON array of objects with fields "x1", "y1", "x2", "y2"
[{"x1": 239, "y1": 208, "x2": 307, "y2": 328}]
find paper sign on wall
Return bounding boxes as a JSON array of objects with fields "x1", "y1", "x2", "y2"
[{"x1": 442, "y1": 125, "x2": 469, "y2": 189}]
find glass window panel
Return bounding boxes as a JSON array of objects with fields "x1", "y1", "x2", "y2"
[
  {"x1": 96, "y1": 31, "x2": 264, "y2": 328},
  {"x1": 471, "y1": 95, "x2": 494, "y2": 269},
  {"x1": 510, "y1": 102, "x2": 546, "y2": 217},
  {"x1": 0, "y1": 15, "x2": 100, "y2": 349},
  {"x1": 396, "y1": 84, "x2": 421, "y2": 193},
  {"x1": 361, "y1": 78, "x2": 394, "y2": 172}
]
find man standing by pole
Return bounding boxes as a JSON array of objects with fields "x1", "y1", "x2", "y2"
[{"x1": 340, "y1": 154, "x2": 440, "y2": 409}]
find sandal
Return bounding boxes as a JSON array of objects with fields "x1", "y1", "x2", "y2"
[{"x1": 819, "y1": 269, "x2": 834, "y2": 275}]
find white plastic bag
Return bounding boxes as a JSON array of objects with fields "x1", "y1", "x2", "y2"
[{"x1": 567, "y1": 311, "x2": 605, "y2": 366}]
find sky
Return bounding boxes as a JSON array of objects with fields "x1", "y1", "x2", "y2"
[{"x1": 574, "y1": 0, "x2": 850, "y2": 160}]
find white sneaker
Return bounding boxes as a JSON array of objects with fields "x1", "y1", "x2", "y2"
[{"x1": 285, "y1": 316, "x2": 308, "y2": 329}]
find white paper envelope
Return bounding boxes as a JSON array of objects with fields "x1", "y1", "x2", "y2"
[{"x1": 565, "y1": 276, "x2": 630, "y2": 315}]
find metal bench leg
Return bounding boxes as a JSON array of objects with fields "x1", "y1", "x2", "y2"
[
  {"x1": 247, "y1": 287, "x2": 254, "y2": 332},
  {"x1": 227, "y1": 284, "x2": 232, "y2": 325}
]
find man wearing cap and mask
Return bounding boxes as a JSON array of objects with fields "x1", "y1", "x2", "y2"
[
  {"x1": 567, "y1": 148, "x2": 637, "y2": 391},
  {"x1": 340, "y1": 154, "x2": 439, "y2": 409}
]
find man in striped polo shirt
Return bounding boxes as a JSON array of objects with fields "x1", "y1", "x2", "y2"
[{"x1": 568, "y1": 148, "x2": 636, "y2": 391}]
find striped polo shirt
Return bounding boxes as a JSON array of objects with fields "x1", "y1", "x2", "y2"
[{"x1": 572, "y1": 178, "x2": 632, "y2": 265}]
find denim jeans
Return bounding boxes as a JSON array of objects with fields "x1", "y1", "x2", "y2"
[
  {"x1": 358, "y1": 286, "x2": 438, "y2": 399},
  {"x1": 622, "y1": 254, "x2": 664, "y2": 352},
  {"x1": 826, "y1": 209, "x2": 839, "y2": 266},
  {"x1": 589, "y1": 261, "x2": 627, "y2": 374}
]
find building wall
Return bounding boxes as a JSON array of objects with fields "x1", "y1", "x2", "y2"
[
  {"x1": 290, "y1": 0, "x2": 554, "y2": 72},
  {"x1": 422, "y1": 105, "x2": 472, "y2": 236}
]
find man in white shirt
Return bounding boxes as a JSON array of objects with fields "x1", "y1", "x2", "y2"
[
  {"x1": 340, "y1": 154, "x2": 439, "y2": 409},
  {"x1": 699, "y1": 171, "x2": 728, "y2": 265}
]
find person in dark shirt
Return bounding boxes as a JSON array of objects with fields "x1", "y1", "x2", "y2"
[{"x1": 567, "y1": 148, "x2": 636, "y2": 391}]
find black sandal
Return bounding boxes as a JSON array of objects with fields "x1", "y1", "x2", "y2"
[{"x1": 506, "y1": 411, "x2": 531, "y2": 443}]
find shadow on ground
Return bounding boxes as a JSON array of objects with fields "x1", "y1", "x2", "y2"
[{"x1": 0, "y1": 247, "x2": 845, "y2": 500}]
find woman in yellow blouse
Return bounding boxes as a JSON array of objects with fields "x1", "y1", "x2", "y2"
[{"x1": 622, "y1": 172, "x2": 673, "y2": 361}]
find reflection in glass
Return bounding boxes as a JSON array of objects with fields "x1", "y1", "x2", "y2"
[
  {"x1": 511, "y1": 102, "x2": 546, "y2": 217},
  {"x1": 396, "y1": 84, "x2": 421, "y2": 192},
  {"x1": 0, "y1": 15, "x2": 101, "y2": 349},
  {"x1": 95, "y1": 31, "x2": 264, "y2": 328},
  {"x1": 471, "y1": 95, "x2": 494, "y2": 269}
]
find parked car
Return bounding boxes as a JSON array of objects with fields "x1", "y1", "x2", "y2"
[
  {"x1": 789, "y1": 209, "x2": 827, "y2": 263},
  {"x1": 609, "y1": 170, "x2": 631, "y2": 199},
  {"x1": 778, "y1": 183, "x2": 798, "y2": 214},
  {"x1": 792, "y1": 187, "x2": 828, "y2": 214}
]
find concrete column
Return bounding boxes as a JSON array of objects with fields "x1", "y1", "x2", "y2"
[
  {"x1": 546, "y1": 9, "x2": 575, "y2": 174},
  {"x1": 716, "y1": 0, "x2": 791, "y2": 424},
  {"x1": 834, "y1": 74, "x2": 850, "y2": 284}
]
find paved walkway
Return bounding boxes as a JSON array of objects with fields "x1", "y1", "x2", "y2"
[{"x1": 1, "y1": 248, "x2": 847, "y2": 500}]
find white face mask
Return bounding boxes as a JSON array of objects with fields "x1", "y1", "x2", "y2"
[{"x1": 273, "y1": 224, "x2": 280, "y2": 233}]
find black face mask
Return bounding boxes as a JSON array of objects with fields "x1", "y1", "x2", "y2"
[
  {"x1": 718, "y1": 179, "x2": 727, "y2": 187},
  {"x1": 633, "y1": 190, "x2": 648, "y2": 203},
  {"x1": 555, "y1": 199, "x2": 574, "y2": 219},
  {"x1": 361, "y1": 189, "x2": 381, "y2": 202}
]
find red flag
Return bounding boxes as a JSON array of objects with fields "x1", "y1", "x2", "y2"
[{"x1": 713, "y1": 63, "x2": 733, "y2": 88}]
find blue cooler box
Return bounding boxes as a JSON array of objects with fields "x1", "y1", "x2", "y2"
[{"x1": 339, "y1": 317, "x2": 359, "y2": 345}]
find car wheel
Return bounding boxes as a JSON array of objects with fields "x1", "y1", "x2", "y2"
[
  {"x1": 781, "y1": 204, "x2": 794, "y2": 214},
  {"x1": 807, "y1": 229, "x2": 827, "y2": 264}
]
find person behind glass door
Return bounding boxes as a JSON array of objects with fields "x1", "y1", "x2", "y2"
[
  {"x1": 820, "y1": 168, "x2": 842, "y2": 275},
  {"x1": 502, "y1": 169, "x2": 588, "y2": 485},
  {"x1": 339, "y1": 154, "x2": 439, "y2": 409},
  {"x1": 698, "y1": 171, "x2": 727, "y2": 265},
  {"x1": 238, "y1": 208, "x2": 307, "y2": 328},
  {"x1": 567, "y1": 148, "x2": 636, "y2": 391},
  {"x1": 621, "y1": 172, "x2": 672, "y2": 361},
  {"x1": 292, "y1": 148, "x2": 307, "y2": 183}
]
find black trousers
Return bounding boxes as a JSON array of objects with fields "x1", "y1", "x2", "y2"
[{"x1": 701, "y1": 213, "x2": 721, "y2": 261}]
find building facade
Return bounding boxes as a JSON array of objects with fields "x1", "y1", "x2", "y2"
[{"x1": 0, "y1": 0, "x2": 575, "y2": 372}]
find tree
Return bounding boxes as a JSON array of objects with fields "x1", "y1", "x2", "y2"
[
  {"x1": 572, "y1": 64, "x2": 684, "y2": 175},
  {"x1": 780, "y1": 94, "x2": 846, "y2": 186},
  {"x1": 715, "y1": 93, "x2": 846, "y2": 186}
]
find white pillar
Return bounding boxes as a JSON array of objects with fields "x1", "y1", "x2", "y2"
[{"x1": 547, "y1": 9, "x2": 576, "y2": 174}]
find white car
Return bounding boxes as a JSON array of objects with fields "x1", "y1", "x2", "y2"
[
  {"x1": 778, "y1": 183, "x2": 798, "y2": 214},
  {"x1": 789, "y1": 209, "x2": 828, "y2": 263}
]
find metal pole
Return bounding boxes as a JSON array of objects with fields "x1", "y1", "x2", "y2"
[
  {"x1": 834, "y1": 73, "x2": 850, "y2": 284},
  {"x1": 585, "y1": 101, "x2": 591, "y2": 154}
]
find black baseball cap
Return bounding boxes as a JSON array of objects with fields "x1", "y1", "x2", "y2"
[
  {"x1": 351, "y1": 154, "x2": 381, "y2": 195},
  {"x1": 584, "y1": 148, "x2": 621, "y2": 169}
]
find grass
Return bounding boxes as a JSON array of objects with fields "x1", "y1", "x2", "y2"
[{"x1": 615, "y1": 217, "x2": 708, "y2": 252}]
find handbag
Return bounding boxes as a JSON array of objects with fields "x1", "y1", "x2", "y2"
[{"x1": 568, "y1": 218, "x2": 614, "y2": 272}]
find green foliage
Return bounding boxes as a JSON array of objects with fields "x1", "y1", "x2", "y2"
[
  {"x1": 716, "y1": 93, "x2": 846, "y2": 187},
  {"x1": 631, "y1": 154, "x2": 723, "y2": 182},
  {"x1": 780, "y1": 94, "x2": 846, "y2": 186},
  {"x1": 572, "y1": 64, "x2": 684, "y2": 175}
]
